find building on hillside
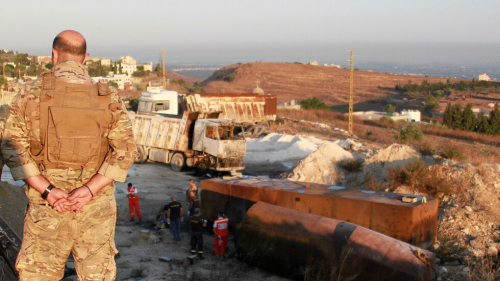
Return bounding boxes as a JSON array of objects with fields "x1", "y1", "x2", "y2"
[
  {"x1": 479, "y1": 73, "x2": 490, "y2": 81},
  {"x1": 121, "y1": 63, "x2": 137, "y2": 76},
  {"x1": 120, "y1": 56, "x2": 136, "y2": 65},
  {"x1": 85, "y1": 57, "x2": 101, "y2": 65},
  {"x1": 36, "y1": 56, "x2": 51, "y2": 64},
  {"x1": 251, "y1": 80, "x2": 265, "y2": 95},
  {"x1": 278, "y1": 99, "x2": 301, "y2": 110},
  {"x1": 351, "y1": 110, "x2": 421, "y2": 123},
  {"x1": 91, "y1": 74, "x2": 131, "y2": 90},
  {"x1": 0, "y1": 52, "x2": 15, "y2": 62},
  {"x1": 400, "y1": 109, "x2": 421, "y2": 122},
  {"x1": 309, "y1": 61, "x2": 318, "y2": 66},
  {"x1": 101, "y1": 58, "x2": 111, "y2": 66},
  {"x1": 330, "y1": 64, "x2": 341, "y2": 68},
  {"x1": 138, "y1": 62, "x2": 153, "y2": 72}
]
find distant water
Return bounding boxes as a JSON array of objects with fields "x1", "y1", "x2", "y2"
[{"x1": 166, "y1": 61, "x2": 500, "y2": 81}]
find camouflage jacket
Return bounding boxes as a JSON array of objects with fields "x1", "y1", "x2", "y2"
[{"x1": 1, "y1": 60, "x2": 138, "y2": 202}]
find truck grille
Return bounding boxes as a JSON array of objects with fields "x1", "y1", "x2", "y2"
[{"x1": 217, "y1": 157, "x2": 243, "y2": 168}]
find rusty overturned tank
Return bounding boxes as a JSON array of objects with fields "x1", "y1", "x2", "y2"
[
  {"x1": 237, "y1": 202, "x2": 436, "y2": 281},
  {"x1": 200, "y1": 177, "x2": 438, "y2": 249}
]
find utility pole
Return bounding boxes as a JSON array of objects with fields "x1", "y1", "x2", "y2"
[
  {"x1": 346, "y1": 50, "x2": 357, "y2": 134},
  {"x1": 162, "y1": 49, "x2": 166, "y2": 90}
]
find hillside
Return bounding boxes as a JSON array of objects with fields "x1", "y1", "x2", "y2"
[{"x1": 198, "y1": 62, "x2": 463, "y2": 107}]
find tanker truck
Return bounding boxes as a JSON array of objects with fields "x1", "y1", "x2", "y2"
[{"x1": 130, "y1": 90, "x2": 246, "y2": 174}]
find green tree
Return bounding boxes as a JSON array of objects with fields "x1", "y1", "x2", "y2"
[
  {"x1": 393, "y1": 123, "x2": 423, "y2": 143},
  {"x1": 300, "y1": 97, "x2": 329, "y2": 110},
  {"x1": 424, "y1": 95, "x2": 440, "y2": 113},
  {"x1": 477, "y1": 116, "x2": 493, "y2": 134},
  {"x1": 107, "y1": 81, "x2": 119, "y2": 88},
  {"x1": 443, "y1": 102, "x2": 453, "y2": 128},
  {"x1": 451, "y1": 103, "x2": 463, "y2": 130},
  {"x1": 128, "y1": 97, "x2": 139, "y2": 112},
  {"x1": 489, "y1": 103, "x2": 500, "y2": 135},
  {"x1": 45, "y1": 62, "x2": 53, "y2": 70},
  {"x1": 384, "y1": 104, "x2": 395, "y2": 114},
  {"x1": 462, "y1": 103, "x2": 476, "y2": 131}
]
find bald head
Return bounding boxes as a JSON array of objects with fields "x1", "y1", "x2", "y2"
[
  {"x1": 52, "y1": 30, "x2": 87, "y2": 65},
  {"x1": 171, "y1": 195, "x2": 177, "y2": 201}
]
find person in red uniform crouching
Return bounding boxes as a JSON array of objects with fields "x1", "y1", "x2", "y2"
[
  {"x1": 213, "y1": 212, "x2": 229, "y2": 260},
  {"x1": 126, "y1": 182, "x2": 142, "y2": 223}
]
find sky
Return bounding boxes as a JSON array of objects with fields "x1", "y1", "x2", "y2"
[{"x1": 2, "y1": 0, "x2": 500, "y2": 66}]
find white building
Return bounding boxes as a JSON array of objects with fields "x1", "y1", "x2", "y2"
[
  {"x1": 91, "y1": 74, "x2": 131, "y2": 90},
  {"x1": 101, "y1": 58, "x2": 111, "y2": 66},
  {"x1": 479, "y1": 73, "x2": 490, "y2": 81},
  {"x1": 139, "y1": 62, "x2": 153, "y2": 72},
  {"x1": 120, "y1": 56, "x2": 136, "y2": 65},
  {"x1": 351, "y1": 109, "x2": 421, "y2": 123},
  {"x1": 400, "y1": 109, "x2": 421, "y2": 122},
  {"x1": 121, "y1": 63, "x2": 137, "y2": 76}
]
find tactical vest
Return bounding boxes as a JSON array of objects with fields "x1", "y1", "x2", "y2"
[{"x1": 30, "y1": 73, "x2": 116, "y2": 170}]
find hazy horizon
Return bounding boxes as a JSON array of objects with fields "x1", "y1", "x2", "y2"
[{"x1": 2, "y1": 1, "x2": 499, "y2": 79}]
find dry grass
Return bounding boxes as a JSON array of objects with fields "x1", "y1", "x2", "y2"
[
  {"x1": 467, "y1": 257, "x2": 499, "y2": 281},
  {"x1": 387, "y1": 160, "x2": 468, "y2": 196},
  {"x1": 364, "y1": 175, "x2": 387, "y2": 191},
  {"x1": 388, "y1": 159, "x2": 427, "y2": 188},
  {"x1": 338, "y1": 159, "x2": 363, "y2": 173}
]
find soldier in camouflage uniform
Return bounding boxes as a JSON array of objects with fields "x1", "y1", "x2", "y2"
[{"x1": 1, "y1": 30, "x2": 138, "y2": 280}]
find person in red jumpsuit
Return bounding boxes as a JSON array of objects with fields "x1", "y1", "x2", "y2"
[
  {"x1": 126, "y1": 182, "x2": 142, "y2": 223},
  {"x1": 213, "y1": 212, "x2": 229, "y2": 260}
]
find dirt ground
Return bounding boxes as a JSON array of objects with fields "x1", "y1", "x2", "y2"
[
  {"x1": 114, "y1": 162, "x2": 292, "y2": 281},
  {"x1": 0, "y1": 161, "x2": 291, "y2": 281}
]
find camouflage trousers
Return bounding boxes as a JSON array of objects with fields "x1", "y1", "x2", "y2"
[{"x1": 16, "y1": 195, "x2": 118, "y2": 281}]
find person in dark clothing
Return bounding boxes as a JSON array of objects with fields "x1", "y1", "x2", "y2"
[
  {"x1": 189, "y1": 208, "x2": 207, "y2": 259},
  {"x1": 189, "y1": 194, "x2": 201, "y2": 215},
  {"x1": 164, "y1": 195, "x2": 183, "y2": 241}
]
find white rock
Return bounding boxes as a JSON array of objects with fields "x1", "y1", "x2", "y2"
[
  {"x1": 462, "y1": 266, "x2": 470, "y2": 272},
  {"x1": 471, "y1": 249, "x2": 485, "y2": 258},
  {"x1": 465, "y1": 206, "x2": 473, "y2": 212},
  {"x1": 486, "y1": 246, "x2": 498, "y2": 257},
  {"x1": 436, "y1": 266, "x2": 448, "y2": 274}
]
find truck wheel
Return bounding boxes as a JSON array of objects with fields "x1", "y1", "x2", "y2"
[
  {"x1": 135, "y1": 146, "x2": 147, "y2": 164},
  {"x1": 171, "y1": 153, "x2": 185, "y2": 172},
  {"x1": 195, "y1": 161, "x2": 210, "y2": 176}
]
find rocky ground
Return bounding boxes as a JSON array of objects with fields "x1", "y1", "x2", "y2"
[{"x1": 2, "y1": 132, "x2": 500, "y2": 281}]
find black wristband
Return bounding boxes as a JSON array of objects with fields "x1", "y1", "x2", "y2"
[{"x1": 41, "y1": 184, "x2": 55, "y2": 200}]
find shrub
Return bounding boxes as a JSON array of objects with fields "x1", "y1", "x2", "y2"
[
  {"x1": 338, "y1": 159, "x2": 363, "y2": 173},
  {"x1": 417, "y1": 141, "x2": 435, "y2": 156},
  {"x1": 379, "y1": 116, "x2": 394, "y2": 124},
  {"x1": 388, "y1": 159, "x2": 427, "y2": 188},
  {"x1": 393, "y1": 123, "x2": 423, "y2": 143},
  {"x1": 415, "y1": 166, "x2": 454, "y2": 196},
  {"x1": 300, "y1": 97, "x2": 330, "y2": 110},
  {"x1": 441, "y1": 148, "x2": 466, "y2": 161},
  {"x1": 128, "y1": 97, "x2": 139, "y2": 112},
  {"x1": 364, "y1": 175, "x2": 387, "y2": 191},
  {"x1": 224, "y1": 73, "x2": 235, "y2": 82},
  {"x1": 384, "y1": 104, "x2": 395, "y2": 114}
]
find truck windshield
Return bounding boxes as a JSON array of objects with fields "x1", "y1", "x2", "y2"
[
  {"x1": 138, "y1": 101, "x2": 153, "y2": 112},
  {"x1": 218, "y1": 125, "x2": 244, "y2": 140},
  {"x1": 205, "y1": 125, "x2": 244, "y2": 140}
]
